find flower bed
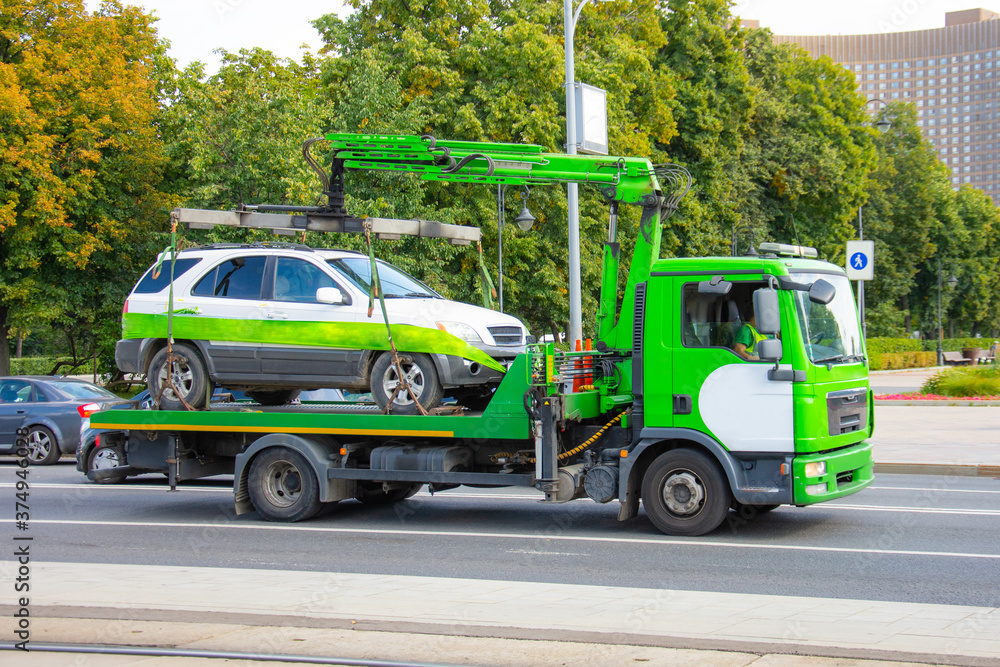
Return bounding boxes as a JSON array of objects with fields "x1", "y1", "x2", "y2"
[{"x1": 876, "y1": 393, "x2": 1000, "y2": 401}]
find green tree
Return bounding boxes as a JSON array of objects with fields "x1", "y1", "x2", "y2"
[
  {"x1": 0, "y1": 0, "x2": 171, "y2": 375},
  {"x1": 741, "y1": 29, "x2": 876, "y2": 260},
  {"x1": 314, "y1": 0, "x2": 677, "y2": 339}
]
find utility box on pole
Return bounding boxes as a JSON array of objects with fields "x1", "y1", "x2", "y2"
[{"x1": 574, "y1": 83, "x2": 608, "y2": 156}]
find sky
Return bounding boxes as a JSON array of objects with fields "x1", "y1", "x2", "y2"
[{"x1": 85, "y1": 0, "x2": 1000, "y2": 73}]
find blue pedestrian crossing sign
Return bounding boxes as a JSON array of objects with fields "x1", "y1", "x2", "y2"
[{"x1": 846, "y1": 240, "x2": 874, "y2": 281}]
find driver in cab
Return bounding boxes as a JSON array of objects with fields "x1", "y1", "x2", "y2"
[{"x1": 733, "y1": 312, "x2": 768, "y2": 361}]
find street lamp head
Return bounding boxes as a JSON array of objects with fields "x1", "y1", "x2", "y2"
[
  {"x1": 875, "y1": 113, "x2": 891, "y2": 133},
  {"x1": 515, "y1": 188, "x2": 535, "y2": 231},
  {"x1": 947, "y1": 274, "x2": 958, "y2": 288}
]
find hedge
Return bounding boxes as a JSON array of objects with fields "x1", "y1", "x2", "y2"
[
  {"x1": 867, "y1": 337, "x2": 998, "y2": 370},
  {"x1": 9, "y1": 357, "x2": 98, "y2": 376}
]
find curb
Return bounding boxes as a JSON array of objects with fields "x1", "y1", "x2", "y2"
[{"x1": 874, "y1": 462, "x2": 1000, "y2": 477}]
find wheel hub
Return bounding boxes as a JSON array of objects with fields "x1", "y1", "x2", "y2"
[
  {"x1": 261, "y1": 460, "x2": 302, "y2": 508},
  {"x1": 92, "y1": 448, "x2": 121, "y2": 470},
  {"x1": 382, "y1": 361, "x2": 425, "y2": 406},
  {"x1": 662, "y1": 472, "x2": 704, "y2": 516}
]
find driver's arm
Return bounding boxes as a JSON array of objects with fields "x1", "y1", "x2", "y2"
[{"x1": 733, "y1": 342, "x2": 758, "y2": 361}]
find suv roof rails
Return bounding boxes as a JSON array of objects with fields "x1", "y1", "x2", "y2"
[{"x1": 179, "y1": 242, "x2": 316, "y2": 252}]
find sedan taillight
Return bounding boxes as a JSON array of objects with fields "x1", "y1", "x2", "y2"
[{"x1": 78, "y1": 403, "x2": 102, "y2": 418}]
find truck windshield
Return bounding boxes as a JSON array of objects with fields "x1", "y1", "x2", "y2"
[
  {"x1": 791, "y1": 273, "x2": 864, "y2": 366},
  {"x1": 327, "y1": 257, "x2": 440, "y2": 299}
]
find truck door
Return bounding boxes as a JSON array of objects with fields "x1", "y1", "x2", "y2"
[{"x1": 671, "y1": 278, "x2": 794, "y2": 454}]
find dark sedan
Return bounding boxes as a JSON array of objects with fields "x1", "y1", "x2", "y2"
[{"x1": 0, "y1": 376, "x2": 124, "y2": 465}]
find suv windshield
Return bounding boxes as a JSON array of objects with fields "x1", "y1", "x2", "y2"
[
  {"x1": 327, "y1": 258, "x2": 440, "y2": 299},
  {"x1": 792, "y1": 273, "x2": 864, "y2": 366}
]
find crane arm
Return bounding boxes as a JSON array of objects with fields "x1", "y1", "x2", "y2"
[{"x1": 326, "y1": 133, "x2": 663, "y2": 205}]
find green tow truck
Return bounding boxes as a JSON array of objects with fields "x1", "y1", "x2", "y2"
[{"x1": 88, "y1": 133, "x2": 874, "y2": 536}]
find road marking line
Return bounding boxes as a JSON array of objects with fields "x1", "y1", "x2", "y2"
[
  {"x1": 0, "y1": 483, "x2": 230, "y2": 493},
  {"x1": 870, "y1": 485, "x2": 1000, "y2": 495},
  {"x1": 13, "y1": 519, "x2": 1000, "y2": 560},
  {"x1": 823, "y1": 504, "x2": 1000, "y2": 517},
  {"x1": 4, "y1": 485, "x2": 998, "y2": 515}
]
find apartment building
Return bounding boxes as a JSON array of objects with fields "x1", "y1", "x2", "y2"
[{"x1": 773, "y1": 9, "x2": 1000, "y2": 203}]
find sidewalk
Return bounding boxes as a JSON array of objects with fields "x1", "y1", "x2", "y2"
[
  {"x1": 3, "y1": 561, "x2": 997, "y2": 667},
  {"x1": 866, "y1": 368, "x2": 1000, "y2": 476}
]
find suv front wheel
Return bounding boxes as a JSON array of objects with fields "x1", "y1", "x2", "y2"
[
  {"x1": 148, "y1": 343, "x2": 212, "y2": 410},
  {"x1": 370, "y1": 352, "x2": 443, "y2": 415}
]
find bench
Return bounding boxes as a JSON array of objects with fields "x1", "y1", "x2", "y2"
[{"x1": 943, "y1": 351, "x2": 972, "y2": 366}]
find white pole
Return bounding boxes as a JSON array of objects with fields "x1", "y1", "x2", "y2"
[{"x1": 565, "y1": 0, "x2": 582, "y2": 347}]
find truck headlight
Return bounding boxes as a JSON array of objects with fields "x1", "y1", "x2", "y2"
[
  {"x1": 805, "y1": 483, "x2": 828, "y2": 496},
  {"x1": 436, "y1": 321, "x2": 483, "y2": 344},
  {"x1": 804, "y1": 461, "x2": 827, "y2": 478}
]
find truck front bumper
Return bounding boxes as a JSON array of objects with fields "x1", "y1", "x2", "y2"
[{"x1": 793, "y1": 441, "x2": 874, "y2": 505}]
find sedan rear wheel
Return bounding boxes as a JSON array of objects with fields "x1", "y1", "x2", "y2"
[{"x1": 25, "y1": 425, "x2": 60, "y2": 465}]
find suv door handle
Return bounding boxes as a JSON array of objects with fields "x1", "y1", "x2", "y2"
[{"x1": 266, "y1": 312, "x2": 288, "y2": 320}]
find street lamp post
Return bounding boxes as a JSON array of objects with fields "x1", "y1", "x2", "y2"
[
  {"x1": 936, "y1": 259, "x2": 959, "y2": 366},
  {"x1": 857, "y1": 98, "x2": 892, "y2": 339},
  {"x1": 564, "y1": 0, "x2": 610, "y2": 347}
]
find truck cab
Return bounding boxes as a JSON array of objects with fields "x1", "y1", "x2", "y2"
[{"x1": 630, "y1": 252, "x2": 873, "y2": 528}]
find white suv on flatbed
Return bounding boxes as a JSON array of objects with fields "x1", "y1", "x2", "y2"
[{"x1": 115, "y1": 243, "x2": 531, "y2": 413}]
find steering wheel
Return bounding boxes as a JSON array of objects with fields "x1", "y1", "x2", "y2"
[{"x1": 810, "y1": 332, "x2": 826, "y2": 344}]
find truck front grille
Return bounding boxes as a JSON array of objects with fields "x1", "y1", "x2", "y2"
[{"x1": 488, "y1": 326, "x2": 523, "y2": 346}]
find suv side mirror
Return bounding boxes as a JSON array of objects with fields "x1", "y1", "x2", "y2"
[
  {"x1": 316, "y1": 287, "x2": 344, "y2": 305},
  {"x1": 753, "y1": 288, "x2": 781, "y2": 335},
  {"x1": 809, "y1": 279, "x2": 836, "y2": 305},
  {"x1": 756, "y1": 338, "x2": 783, "y2": 362}
]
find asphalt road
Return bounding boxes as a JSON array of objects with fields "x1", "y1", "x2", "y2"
[{"x1": 4, "y1": 462, "x2": 999, "y2": 609}]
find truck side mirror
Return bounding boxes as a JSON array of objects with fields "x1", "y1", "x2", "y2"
[
  {"x1": 316, "y1": 287, "x2": 344, "y2": 304},
  {"x1": 756, "y1": 338, "x2": 783, "y2": 362},
  {"x1": 753, "y1": 288, "x2": 781, "y2": 335},
  {"x1": 809, "y1": 279, "x2": 836, "y2": 305}
]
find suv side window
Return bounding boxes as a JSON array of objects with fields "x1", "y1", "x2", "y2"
[
  {"x1": 134, "y1": 258, "x2": 202, "y2": 294},
  {"x1": 192, "y1": 256, "x2": 267, "y2": 299},
  {"x1": 273, "y1": 257, "x2": 340, "y2": 303}
]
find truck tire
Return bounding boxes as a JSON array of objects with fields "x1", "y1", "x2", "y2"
[
  {"x1": 370, "y1": 352, "x2": 444, "y2": 415},
  {"x1": 148, "y1": 344, "x2": 212, "y2": 411},
  {"x1": 641, "y1": 449, "x2": 731, "y2": 536},
  {"x1": 248, "y1": 447, "x2": 323, "y2": 522},
  {"x1": 247, "y1": 389, "x2": 301, "y2": 406}
]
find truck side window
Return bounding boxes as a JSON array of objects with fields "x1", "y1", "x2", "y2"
[
  {"x1": 192, "y1": 256, "x2": 267, "y2": 299},
  {"x1": 681, "y1": 282, "x2": 765, "y2": 356}
]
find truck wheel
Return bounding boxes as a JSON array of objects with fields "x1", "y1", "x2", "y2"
[
  {"x1": 148, "y1": 344, "x2": 212, "y2": 410},
  {"x1": 87, "y1": 445, "x2": 126, "y2": 484},
  {"x1": 370, "y1": 352, "x2": 443, "y2": 415},
  {"x1": 356, "y1": 482, "x2": 423, "y2": 504},
  {"x1": 247, "y1": 389, "x2": 301, "y2": 406},
  {"x1": 641, "y1": 449, "x2": 731, "y2": 536},
  {"x1": 25, "y1": 425, "x2": 60, "y2": 465},
  {"x1": 248, "y1": 447, "x2": 323, "y2": 522}
]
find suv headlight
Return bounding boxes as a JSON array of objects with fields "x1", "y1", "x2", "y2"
[{"x1": 436, "y1": 321, "x2": 483, "y2": 344}]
